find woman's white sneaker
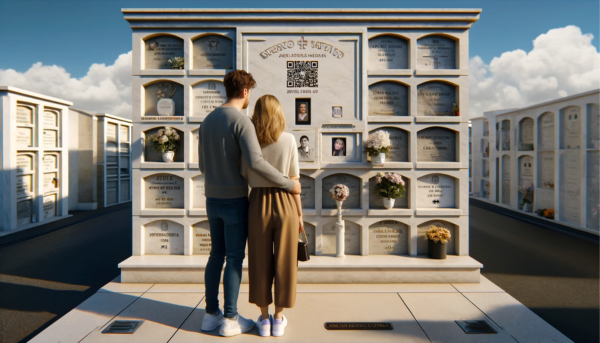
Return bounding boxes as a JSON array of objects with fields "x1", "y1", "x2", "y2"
[
  {"x1": 200, "y1": 308, "x2": 223, "y2": 331},
  {"x1": 256, "y1": 314, "x2": 272, "y2": 337},
  {"x1": 272, "y1": 314, "x2": 287, "y2": 337},
  {"x1": 219, "y1": 314, "x2": 255, "y2": 337}
]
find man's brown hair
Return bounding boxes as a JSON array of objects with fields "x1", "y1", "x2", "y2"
[{"x1": 223, "y1": 70, "x2": 256, "y2": 99}]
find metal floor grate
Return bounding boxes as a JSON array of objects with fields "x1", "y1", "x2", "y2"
[
  {"x1": 102, "y1": 320, "x2": 144, "y2": 334},
  {"x1": 455, "y1": 320, "x2": 498, "y2": 334}
]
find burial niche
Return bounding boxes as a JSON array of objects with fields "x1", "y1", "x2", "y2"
[
  {"x1": 192, "y1": 174, "x2": 206, "y2": 209},
  {"x1": 144, "y1": 174, "x2": 184, "y2": 209},
  {"x1": 192, "y1": 80, "x2": 227, "y2": 117},
  {"x1": 321, "y1": 174, "x2": 361, "y2": 209},
  {"x1": 417, "y1": 35, "x2": 457, "y2": 69},
  {"x1": 519, "y1": 118, "x2": 534, "y2": 151},
  {"x1": 43, "y1": 194, "x2": 57, "y2": 220},
  {"x1": 481, "y1": 180, "x2": 490, "y2": 199},
  {"x1": 17, "y1": 154, "x2": 34, "y2": 174},
  {"x1": 144, "y1": 35, "x2": 184, "y2": 69},
  {"x1": 587, "y1": 104, "x2": 600, "y2": 149},
  {"x1": 299, "y1": 175, "x2": 315, "y2": 209},
  {"x1": 501, "y1": 120, "x2": 511, "y2": 151},
  {"x1": 537, "y1": 152, "x2": 555, "y2": 189},
  {"x1": 369, "y1": 220, "x2": 408, "y2": 255},
  {"x1": 143, "y1": 127, "x2": 184, "y2": 163},
  {"x1": 417, "y1": 127, "x2": 457, "y2": 162},
  {"x1": 538, "y1": 112, "x2": 554, "y2": 151},
  {"x1": 482, "y1": 159, "x2": 489, "y2": 178},
  {"x1": 518, "y1": 156, "x2": 534, "y2": 212},
  {"x1": 193, "y1": 34, "x2": 234, "y2": 69},
  {"x1": 368, "y1": 82, "x2": 408, "y2": 117},
  {"x1": 322, "y1": 220, "x2": 360, "y2": 255},
  {"x1": 417, "y1": 174, "x2": 456, "y2": 208},
  {"x1": 193, "y1": 221, "x2": 212, "y2": 254},
  {"x1": 369, "y1": 175, "x2": 409, "y2": 209},
  {"x1": 417, "y1": 82, "x2": 457, "y2": 117},
  {"x1": 368, "y1": 127, "x2": 408, "y2": 162},
  {"x1": 145, "y1": 220, "x2": 184, "y2": 255},
  {"x1": 144, "y1": 81, "x2": 184, "y2": 117},
  {"x1": 17, "y1": 199, "x2": 33, "y2": 226},
  {"x1": 559, "y1": 151, "x2": 581, "y2": 225},
  {"x1": 303, "y1": 222, "x2": 316, "y2": 255},
  {"x1": 481, "y1": 139, "x2": 489, "y2": 158},
  {"x1": 417, "y1": 220, "x2": 456, "y2": 255},
  {"x1": 502, "y1": 155, "x2": 511, "y2": 206},
  {"x1": 586, "y1": 151, "x2": 599, "y2": 231},
  {"x1": 560, "y1": 106, "x2": 581, "y2": 149},
  {"x1": 368, "y1": 35, "x2": 408, "y2": 69}
]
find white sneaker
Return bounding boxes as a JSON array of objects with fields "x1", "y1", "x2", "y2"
[
  {"x1": 272, "y1": 314, "x2": 287, "y2": 337},
  {"x1": 201, "y1": 308, "x2": 223, "y2": 331},
  {"x1": 219, "y1": 314, "x2": 255, "y2": 337},
  {"x1": 256, "y1": 314, "x2": 272, "y2": 337}
]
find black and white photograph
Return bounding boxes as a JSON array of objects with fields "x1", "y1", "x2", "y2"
[{"x1": 291, "y1": 130, "x2": 315, "y2": 162}]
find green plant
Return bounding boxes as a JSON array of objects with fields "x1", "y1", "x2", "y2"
[
  {"x1": 168, "y1": 56, "x2": 184, "y2": 69},
  {"x1": 147, "y1": 126, "x2": 181, "y2": 153},
  {"x1": 374, "y1": 172, "x2": 406, "y2": 199}
]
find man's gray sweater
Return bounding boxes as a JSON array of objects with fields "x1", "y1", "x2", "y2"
[{"x1": 198, "y1": 106, "x2": 295, "y2": 198}]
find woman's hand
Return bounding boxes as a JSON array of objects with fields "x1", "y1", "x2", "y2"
[{"x1": 298, "y1": 215, "x2": 304, "y2": 233}]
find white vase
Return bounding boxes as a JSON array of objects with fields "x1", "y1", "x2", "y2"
[
  {"x1": 162, "y1": 151, "x2": 175, "y2": 163},
  {"x1": 157, "y1": 98, "x2": 175, "y2": 116},
  {"x1": 371, "y1": 153, "x2": 385, "y2": 166},
  {"x1": 383, "y1": 198, "x2": 395, "y2": 209}
]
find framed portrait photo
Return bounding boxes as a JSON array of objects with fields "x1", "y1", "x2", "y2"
[
  {"x1": 291, "y1": 130, "x2": 316, "y2": 163},
  {"x1": 295, "y1": 98, "x2": 311, "y2": 125}
]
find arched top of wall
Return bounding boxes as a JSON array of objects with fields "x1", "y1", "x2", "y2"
[
  {"x1": 368, "y1": 79, "x2": 410, "y2": 88},
  {"x1": 416, "y1": 79, "x2": 460, "y2": 88},
  {"x1": 191, "y1": 33, "x2": 233, "y2": 41},
  {"x1": 416, "y1": 32, "x2": 460, "y2": 42},
  {"x1": 142, "y1": 33, "x2": 184, "y2": 41},
  {"x1": 142, "y1": 79, "x2": 184, "y2": 87}
]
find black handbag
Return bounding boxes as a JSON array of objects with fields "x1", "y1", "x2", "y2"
[{"x1": 298, "y1": 230, "x2": 310, "y2": 262}]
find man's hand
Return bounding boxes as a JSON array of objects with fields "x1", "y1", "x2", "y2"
[{"x1": 291, "y1": 180, "x2": 301, "y2": 194}]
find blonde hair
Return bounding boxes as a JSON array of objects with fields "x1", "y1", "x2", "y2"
[{"x1": 252, "y1": 94, "x2": 286, "y2": 144}]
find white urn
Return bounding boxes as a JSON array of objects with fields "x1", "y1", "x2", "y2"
[{"x1": 157, "y1": 98, "x2": 175, "y2": 116}]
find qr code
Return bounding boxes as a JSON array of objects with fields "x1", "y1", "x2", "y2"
[{"x1": 287, "y1": 61, "x2": 318, "y2": 88}]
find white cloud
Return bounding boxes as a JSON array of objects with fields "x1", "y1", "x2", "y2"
[
  {"x1": 469, "y1": 25, "x2": 599, "y2": 117},
  {"x1": 0, "y1": 51, "x2": 132, "y2": 119}
]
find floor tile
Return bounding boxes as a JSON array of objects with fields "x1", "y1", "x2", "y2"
[
  {"x1": 452, "y1": 275, "x2": 506, "y2": 293},
  {"x1": 296, "y1": 283, "x2": 457, "y2": 293},
  {"x1": 98, "y1": 276, "x2": 154, "y2": 293},
  {"x1": 146, "y1": 283, "x2": 250, "y2": 293}
]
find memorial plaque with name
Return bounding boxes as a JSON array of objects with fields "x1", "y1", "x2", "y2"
[
  {"x1": 299, "y1": 175, "x2": 315, "y2": 209},
  {"x1": 368, "y1": 82, "x2": 408, "y2": 117},
  {"x1": 192, "y1": 81, "x2": 227, "y2": 117},
  {"x1": 369, "y1": 220, "x2": 408, "y2": 255},
  {"x1": 17, "y1": 106, "x2": 33, "y2": 125},
  {"x1": 144, "y1": 174, "x2": 184, "y2": 209},
  {"x1": 144, "y1": 81, "x2": 184, "y2": 117},
  {"x1": 502, "y1": 155, "x2": 511, "y2": 206},
  {"x1": 44, "y1": 111, "x2": 57, "y2": 128},
  {"x1": 145, "y1": 35, "x2": 184, "y2": 69},
  {"x1": 519, "y1": 118, "x2": 534, "y2": 150},
  {"x1": 16, "y1": 175, "x2": 33, "y2": 197},
  {"x1": 538, "y1": 152, "x2": 555, "y2": 189},
  {"x1": 144, "y1": 128, "x2": 184, "y2": 162},
  {"x1": 417, "y1": 82, "x2": 456, "y2": 117},
  {"x1": 145, "y1": 220, "x2": 184, "y2": 255},
  {"x1": 16, "y1": 154, "x2": 33, "y2": 174},
  {"x1": 193, "y1": 35, "x2": 234, "y2": 69},
  {"x1": 368, "y1": 128, "x2": 408, "y2": 162},
  {"x1": 17, "y1": 127, "x2": 33, "y2": 147},
  {"x1": 586, "y1": 151, "x2": 599, "y2": 231},
  {"x1": 417, "y1": 174, "x2": 455, "y2": 208},
  {"x1": 417, "y1": 127, "x2": 456, "y2": 162},
  {"x1": 193, "y1": 221, "x2": 212, "y2": 254},
  {"x1": 369, "y1": 176, "x2": 408, "y2": 209},
  {"x1": 501, "y1": 120, "x2": 510, "y2": 151},
  {"x1": 120, "y1": 180, "x2": 130, "y2": 202},
  {"x1": 303, "y1": 222, "x2": 316, "y2": 255},
  {"x1": 192, "y1": 174, "x2": 206, "y2": 209},
  {"x1": 322, "y1": 220, "x2": 360, "y2": 255},
  {"x1": 106, "y1": 123, "x2": 117, "y2": 141},
  {"x1": 17, "y1": 199, "x2": 32, "y2": 226},
  {"x1": 417, "y1": 221, "x2": 456, "y2": 255},
  {"x1": 322, "y1": 174, "x2": 361, "y2": 209},
  {"x1": 43, "y1": 194, "x2": 57, "y2": 219},
  {"x1": 107, "y1": 180, "x2": 118, "y2": 205},
  {"x1": 368, "y1": 35, "x2": 408, "y2": 69},
  {"x1": 43, "y1": 154, "x2": 57, "y2": 171},
  {"x1": 417, "y1": 36, "x2": 456, "y2": 69},
  {"x1": 43, "y1": 130, "x2": 57, "y2": 148},
  {"x1": 562, "y1": 106, "x2": 581, "y2": 149},
  {"x1": 120, "y1": 126, "x2": 129, "y2": 142},
  {"x1": 538, "y1": 112, "x2": 554, "y2": 151},
  {"x1": 43, "y1": 172, "x2": 57, "y2": 192},
  {"x1": 560, "y1": 151, "x2": 581, "y2": 225},
  {"x1": 587, "y1": 104, "x2": 600, "y2": 149}
]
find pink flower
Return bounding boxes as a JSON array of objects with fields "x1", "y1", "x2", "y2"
[{"x1": 160, "y1": 135, "x2": 168, "y2": 143}]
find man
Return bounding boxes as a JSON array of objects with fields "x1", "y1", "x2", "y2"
[
  {"x1": 198, "y1": 70, "x2": 301, "y2": 337},
  {"x1": 298, "y1": 135, "x2": 311, "y2": 160},
  {"x1": 297, "y1": 102, "x2": 309, "y2": 122}
]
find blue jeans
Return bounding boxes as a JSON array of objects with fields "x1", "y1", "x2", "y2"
[{"x1": 204, "y1": 197, "x2": 248, "y2": 318}]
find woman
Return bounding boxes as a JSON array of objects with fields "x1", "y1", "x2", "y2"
[
  {"x1": 241, "y1": 94, "x2": 303, "y2": 337},
  {"x1": 332, "y1": 138, "x2": 346, "y2": 156}
]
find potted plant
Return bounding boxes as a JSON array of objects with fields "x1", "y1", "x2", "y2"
[
  {"x1": 535, "y1": 208, "x2": 555, "y2": 219},
  {"x1": 425, "y1": 225, "x2": 452, "y2": 259},
  {"x1": 374, "y1": 172, "x2": 406, "y2": 209},
  {"x1": 156, "y1": 82, "x2": 178, "y2": 116},
  {"x1": 168, "y1": 56, "x2": 184, "y2": 69},
  {"x1": 148, "y1": 126, "x2": 181, "y2": 162},
  {"x1": 518, "y1": 181, "x2": 534, "y2": 212},
  {"x1": 366, "y1": 130, "x2": 391, "y2": 166}
]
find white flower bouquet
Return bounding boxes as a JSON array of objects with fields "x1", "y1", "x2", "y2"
[
  {"x1": 366, "y1": 130, "x2": 391, "y2": 157},
  {"x1": 374, "y1": 172, "x2": 406, "y2": 199},
  {"x1": 329, "y1": 184, "x2": 350, "y2": 202},
  {"x1": 148, "y1": 126, "x2": 181, "y2": 153}
]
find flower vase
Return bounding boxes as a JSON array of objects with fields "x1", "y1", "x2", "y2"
[
  {"x1": 335, "y1": 200, "x2": 345, "y2": 258},
  {"x1": 157, "y1": 98, "x2": 175, "y2": 116},
  {"x1": 523, "y1": 203, "x2": 532, "y2": 212},
  {"x1": 371, "y1": 153, "x2": 385, "y2": 166},
  {"x1": 383, "y1": 198, "x2": 395, "y2": 209},
  {"x1": 162, "y1": 151, "x2": 175, "y2": 163},
  {"x1": 428, "y1": 240, "x2": 447, "y2": 259}
]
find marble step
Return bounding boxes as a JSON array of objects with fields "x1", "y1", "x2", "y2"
[{"x1": 119, "y1": 255, "x2": 483, "y2": 284}]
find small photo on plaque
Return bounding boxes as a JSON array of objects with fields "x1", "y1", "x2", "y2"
[
  {"x1": 332, "y1": 138, "x2": 346, "y2": 157},
  {"x1": 332, "y1": 106, "x2": 342, "y2": 118},
  {"x1": 295, "y1": 99, "x2": 311, "y2": 125}
]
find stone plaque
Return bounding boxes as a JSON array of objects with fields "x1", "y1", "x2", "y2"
[
  {"x1": 120, "y1": 180, "x2": 130, "y2": 202},
  {"x1": 43, "y1": 172, "x2": 57, "y2": 192},
  {"x1": 368, "y1": 82, "x2": 408, "y2": 117},
  {"x1": 106, "y1": 123, "x2": 117, "y2": 141},
  {"x1": 192, "y1": 81, "x2": 227, "y2": 117},
  {"x1": 144, "y1": 81, "x2": 184, "y2": 117},
  {"x1": 417, "y1": 36, "x2": 456, "y2": 69},
  {"x1": 368, "y1": 35, "x2": 408, "y2": 69},
  {"x1": 587, "y1": 104, "x2": 600, "y2": 149},
  {"x1": 193, "y1": 35, "x2": 234, "y2": 69},
  {"x1": 561, "y1": 106, "x2": 581, "y2": 149},
  {"x1": 44, "y1": 111, "x2": 57, "y2": 128},
  {"x1": 120, "y1": 143, "x2": 130, "y2": 154},
  {"x1": 417, "y1": 174, "x2": 456, "y2": 208},
  {"x1": 322, "y1": 220, "x2": 360, "y2": 255},
  {"x1": 43, "y1": 194, "x2": 57, "y2": 219},
  {"x1": 417, "y1": 221, "x2": 456, "y2": 255},
  {"x1": 16, "y1": 154, "x2": 33, "y2": 174},
  {"x1": 193, "y1": 221, "x2": 212, "y2": 254},
  {"x1": 501, "y1": 120, "x2": 510, "y2": 151},
  {"x1": 322, "y1": 174, "x2": 361, "y2": 209},
  {"x1": 560, "y1": 151, "x2": 581, "y2": 225},
  {"x1": 107, "y1": 180, "x2": 118, "y2": 205},
  {"x1": 303, "y1": 222, "x2": 316, "y2": 255},
  {"x1": 192, "y1": 174, "x2": 206, "y2": 209},
  {"x1": 144, "y1": 174, "x2": 184, "y2": 209},
  {"x1": 17, "y1": 106, "x2": 33, "y2": 125},
  {"x1": 483, "y1": 159, "x2": 489, "y2": 178},
  {"x1": 519, "y1": 118, "x2": 534, "y2": 150},
  {"x1": 586, "y1": 151, "x2": 599, "y2": 231},
  {"x1": 369, "y1": 176, "x2": 409, "y2": 209},
  {"x1": 484, "y1": 121, "x2": 489, "y2": 136},
  {"x1": 538, "y1": 112, "x2": 554, "y2": 151},
  {"x1": 481, "y1": 180, "x2": 490, "y2": 198},
  {"x1": 417, "y1": 82, "x2": 456, "y2": 116},
  {"x1": 369, "y1": 220, "x2": 408, "y2": 255},
  {"x1": 120, "y1": 126, "x2": 129, "y2": 142},
  {"x1": 502, "y1": 155, "x2": 511, "y2": 205},
  {"x1": 145, "y1": 220, "x2": 184, "y2": 255},
  {"x1": 17, "y1": 127, "x2": 33, "y2": 147},
  {"x1": 192, "y1": 129, "x2": 200, "y2": 163},
  {"x1": 299, "y1": 175, "x2": 315, "y2": 209},
  {"x1": 43, "y1": 154, "x2": 57, "y2": 171},
  {"x1": 145, "y1": 35, "x2": 184, "y2": 69},
  {"x1": 538, "y1": 152, "x2": 555, "y2": 189},
  {"x1": 291, "y1": 131, "x2": 316, "y2": 163},
  {"x1": 17, "y1": 199, "x2": 32, "y2": 226},
  {"x1": 321, "y1": 133, "x2": 362, "y2": 163},
  {"x1": 368, "y1": 127, "x2": 408, "y2": 162},
  {"x1": 417, "y1": 127, "x2": 456, "y2": 162},
  {"x1": 43, "y1": 130, "x2": 57, "y2": 148},
  {"x1": 518, "y1": 156, "x2": 534, "y2": 208},
  {"x1": 144, "y1": 128, "x2": 184, "y2": 163},
  {"x1": 16, "y1": 174, "x2": 33, "y2": 197}
]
